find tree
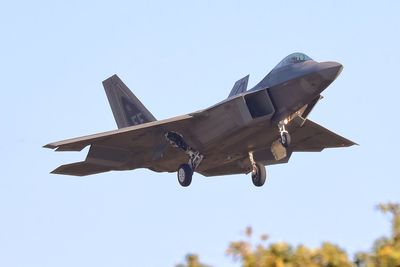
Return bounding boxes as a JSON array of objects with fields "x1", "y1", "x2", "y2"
[
  {"x1": 355, "y1": 203, "x2": 400, "y2": 267},
  {"x1": 179, "y1": 203, "x2": 400, "y2": 267},
  {"x1": 176, "y1": 254, "x2": 212, "y2": 267},
  {"x1": 226, "y1": 227, "x2": 353, "y2": 267}
]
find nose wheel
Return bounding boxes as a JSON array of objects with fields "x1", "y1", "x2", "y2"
[
  {"x1": 278, "y1": 122, "x2": 291, "y2": 148},
  {"x1": 280, "y1": 131, "x2": 291, "y2": 148}
]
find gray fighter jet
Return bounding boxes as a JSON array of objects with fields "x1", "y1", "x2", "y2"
[{"x1": 44, "y1": 52, "x2": 356, "y2": 187}]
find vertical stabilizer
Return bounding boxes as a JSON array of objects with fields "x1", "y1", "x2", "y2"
[
  {"x1": 102, "y1": 75, "x2": 156, "y2": 128},
  {"x1": 228, "y1": 75, "x2": 249, "y2": 98}
]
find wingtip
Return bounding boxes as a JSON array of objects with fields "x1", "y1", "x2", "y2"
[
  {"x1": 43, "y1": 143, "x2": 57, "y2": 149},
  {"x1": 50, "y1": 168, "x2": 69, "y2": 175},
  {"x1": 50, "y1": 165, "x2": 61, "y2": 174},
  {"x1": 345, "y1": 141, "x2": 358, "y2": 147}
]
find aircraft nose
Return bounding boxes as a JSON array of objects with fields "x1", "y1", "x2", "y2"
[{"x1": 318, "y1": 61, "x2": 343, "y2": 81}]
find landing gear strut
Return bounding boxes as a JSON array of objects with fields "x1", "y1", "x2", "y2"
[
  {"x1": 249, "y1": 152, "x2": 267, "y2": 187},
  {"x1": 278, "y1": 121, "x2": 291, "y2": 148},
  {"x1": 165, "y1": 132, "x2": 203, "y2": 187}
]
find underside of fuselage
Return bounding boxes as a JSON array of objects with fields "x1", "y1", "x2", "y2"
[{"x1": 45, "y1": 52, "x2": 354, "y2": 187}]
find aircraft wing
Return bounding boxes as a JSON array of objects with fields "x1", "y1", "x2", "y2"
[
  {"x1": 290, "y1": 117, "x2": 357, "y2": 152},
  {"x1": 44, "y1": 115, "x2": 193, "y2": 152},
  {"x1": 44, "y1": 115, "x2": 198, "y2": 176}
]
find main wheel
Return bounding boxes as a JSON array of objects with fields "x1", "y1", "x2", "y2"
[
  {"x1": 280, "y1": 132, "x2": 291, "y2": 148},
  {"x1": 251, "y1": 163, "x2": 267, "y2": 187},
  {"x1": 177, "y1": 164, "x2": 193, "y2": 187}
]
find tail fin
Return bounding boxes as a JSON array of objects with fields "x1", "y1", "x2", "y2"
[
  {"x1": 228, "y1": 75, "x2": 249, "y2": 98},
  {"x1": 102, "y1": 74, "x2": 156, "y2": 128}
]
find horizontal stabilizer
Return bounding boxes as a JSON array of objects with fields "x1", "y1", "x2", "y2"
[
  {"x1": 228, "y1": 75, "x2": 249, "y2": 98},
  {"x1": 51, "y1": 161, "x2": 112, "y2": 176}
]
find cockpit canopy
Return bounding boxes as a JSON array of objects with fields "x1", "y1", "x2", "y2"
[{"x1": 274, "y1": 53, "x2": 313, "y2": 69}]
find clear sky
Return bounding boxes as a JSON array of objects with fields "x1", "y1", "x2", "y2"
[{"x1": 1, "y1": 1, "x2": 399, "y2": 266}]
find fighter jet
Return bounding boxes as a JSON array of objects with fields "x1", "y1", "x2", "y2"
[{"x1": 44, "y1": 52, "x2": 356, "y2": 187}]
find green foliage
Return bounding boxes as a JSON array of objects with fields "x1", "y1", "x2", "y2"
[
  {"x1": 226, "y1": 227, "x2": 353, "y2": 267},
  {"x1": 176, "y1": 254, "x2": 212, "y2": 267},
  {"x1": 179, "y1": 203, "x2": 400, "y2": 267},
  {"x1": 354, "y1": 203, "x2": 400, "y2": 267}
]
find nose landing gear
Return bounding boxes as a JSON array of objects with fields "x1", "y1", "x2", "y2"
[{"x1": 278, "y1": 121, "x2": 291, "y2": 148}]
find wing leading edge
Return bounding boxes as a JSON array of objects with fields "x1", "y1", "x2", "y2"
[
  {"x1": 44, "y1": 115, "x2": 193, "y2": 152},
  {"x1": 44, "y1": 114, "x2": 197, "y2": 176},
  {"x1": 290, "y1": 117, "x2": 357, "y2": 152}
]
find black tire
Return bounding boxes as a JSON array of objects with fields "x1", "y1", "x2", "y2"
[
  {"x1": 251, "y1": 163, "x2": 267, "y2": 187},
  {"x1": 280, "y1": 132, "x2": 291, "y2": 148},
  {"x1": 177, "y1": 164, "x2": 193, "y2": 187}
]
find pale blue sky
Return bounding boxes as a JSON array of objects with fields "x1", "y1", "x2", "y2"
[{"x1": 1, "y1": 1, "x2": 399, "y2": 266}]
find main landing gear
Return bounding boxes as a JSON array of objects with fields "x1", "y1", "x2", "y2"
[
  {"x1": 165, "y1": 132, "x2": 203, "y2": 187},
  {"x1": 177, "y1": 164, "x2": 193, "y2": 187},
  {"x1": 249, "y1": 152, "x2": 267, "y2": 187},
  {"x1": 278, "y1": 121, "x2": 291, "y2": 148}
]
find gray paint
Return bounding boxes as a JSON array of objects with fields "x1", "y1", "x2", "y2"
[
  {"x1": 45, "y1": 53, "x2": 355, "y2": 179},
  {"x1": 228, "y1": 75, "x2": 249, "y2": 98},
  {"x1": 103, "y1": 74, "x2": 156, "y2": 128}
]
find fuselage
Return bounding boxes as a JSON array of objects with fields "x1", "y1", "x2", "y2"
[
  {"x1": 44, "y1": 52, "x2": 354, "y2": 187},
  {"x1": 192, "y1": 53, "x2": 344, "y2": 160},
  {"x1": 248, "y1": 53, "x2": 343, "y2": 122}
]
